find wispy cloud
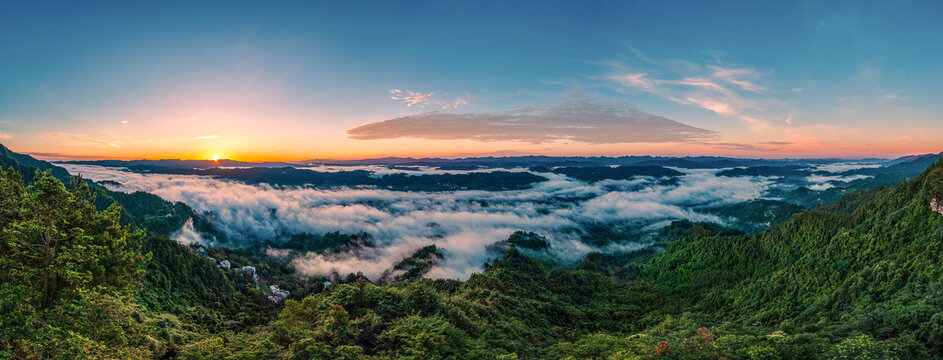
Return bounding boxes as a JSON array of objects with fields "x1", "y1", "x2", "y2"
[
  {"x1": 37, "y1": 132, "x2": 124, "y2": 149},
  {"x1": 628, "y1": 46, "x2": 659, "y2": 65},
  {"x1": 606, "y1": 55, "x2": 780, "y2": 133},
  {"x1": 0, "y1": 132, "x2": 11, "y2": 140},
  {"x1": 350, "y1": 93, "x2": 717, "y2": 144},
  {"x1": 188, "y1": 135, "x2": 221, "y2": 141},
  {"x1": 684, "y1": 97, "x2": 735, "y2": 115},
  {"x1": 602, "y1": 49, "x2": 890, "y2": 154},
  {"x1": 389, "y1": 89, "x2": 468, "y2": 110},
  {"x1": 707, "y1": 65, "x2": 766, "y2": 92},
  {"x1": 759, "y1": 141, "x2": 793, "y2": 145},
  {"x1": 27, "y1": 152, "x2": 128, "y2": 161},
  {"x1": 884, "y1": 92, "x2": 909, "y2": 101},
  {"x1": 834, "y1": 60, "x2": 912, "y2": 113},
  {"x1": 691, "y1": 141, "x2": 764, "y2": 151}
]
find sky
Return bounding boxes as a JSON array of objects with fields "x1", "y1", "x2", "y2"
[{"x1": 1, "y1": 1, "x2": 941, "y2": 161}]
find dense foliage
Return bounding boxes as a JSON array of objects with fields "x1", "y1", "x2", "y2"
[{"x1": 0, "y1": 169, "x2": 151, "y2": 358}]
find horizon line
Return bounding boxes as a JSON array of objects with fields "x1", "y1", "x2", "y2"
[{"x1": 32, "y1": 152, "x2": 941, "y2": 164}]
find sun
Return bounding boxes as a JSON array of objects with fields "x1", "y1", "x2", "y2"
[{"x1": 211, "y1": 154, "x2": 222, "y2": 162}]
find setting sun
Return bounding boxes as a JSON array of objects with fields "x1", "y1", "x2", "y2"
[{"x1": 211, "y1": 154, "x2": 222, "y2": 162}]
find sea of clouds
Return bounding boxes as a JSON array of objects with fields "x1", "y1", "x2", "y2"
[{"x1": 62, "y1": 164, "x2": 806, "y2": 280}]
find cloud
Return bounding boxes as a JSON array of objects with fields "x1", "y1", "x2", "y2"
[
  {"x1": 606, "y1": 54, "x2": 785, "y2": 134},
  {"x1": 27, "y1": 152, "x2": 129, "y2": 161},
  {"x1": 628, "y1": 46, "x2": 659, "y2": 65},
  {"x1": 814, "y1": 162, "x2": 881, "y2": 172},
  {"x1": 37, "y1": 132, "x2": 124, "y2": 149},
  {"x1": 685, "y1": 97, "x2": 735, "y2": 115},
  {"x1": 173, "y1": 218, "x2": 206, "y2": 246},
  {"x1": 884, "y1": 92, "x2": 909, "y2": 101},
  {"x1": 707, "y1": 66, "x2": 766, "y2": 92},
  {"x1": 759, "y1": 141, "x2": 793, "y2": 145},
  {"x1": 61, "y1": 163, "x2": 773, "y2": 281},
  {"x1": 694, "y1": 141, "x2": 764, "y2": 151},
  {"x1": 806, "y1": 173, "x2": 872, "y2": 190},
  {"x1": 389, "y1": 89, "x2": 468, "y2": 110},
  {"x1": 609, "y1": 71, "x2": 760, "y2": 119},
  {"x1": 0, "y1": 132, "x2": 11, "y2": 139},
  {"x1": 349, "y1": 94, "x2": 717, "y2": 144},
  {"x1": 188, "y1": 135, "x2": 221, "y2": 141}
]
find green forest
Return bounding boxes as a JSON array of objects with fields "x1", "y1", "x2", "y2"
[{"x1": 2, "y1": 146, "x2": 943, "y2": 359}]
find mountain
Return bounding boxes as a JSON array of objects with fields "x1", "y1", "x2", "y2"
[
  {"x1": 0, "y1": 143, "x2": 71, "y2": 181},
  {"x1": 65, "y1": 158, "x2": 297, "y2": 169},
  {"x1": 69, "y1": 154, "x2": 882, "y2": 171},
  {"x1": 882, "y1": 152, "x2": 943, "y2": 167},
  {"x1": 634, "y1": 158, "x2": 719, "y2": 168},
  {"x1": 0, "y1": 143, "x2": 202, "y2": 235},
  {"x1": 547, "y1": 165, "x2": 683, "y2": 182},
  {"x1": 867, "y1": 151, "x2": 943, "y2": 177},
  {"x1": 144, "y1": 166, "x2": 549, "y2": 191},
  {"x1": 622, "y1": 155, "x2": 943, "y2": 358}
]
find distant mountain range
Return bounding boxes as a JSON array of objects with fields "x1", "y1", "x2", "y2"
[
  {"x1": 63, "y1": 153, "x2": 931, "y2": 170},
  {"x1": 61, "y1": 158, "x2": 297, "y2": 169}
]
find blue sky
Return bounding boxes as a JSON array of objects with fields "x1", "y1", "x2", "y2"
[{"x1": 1, "y1": 1, "x2": 940, "y2": 160}]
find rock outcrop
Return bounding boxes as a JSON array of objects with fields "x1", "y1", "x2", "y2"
[
  {"x1": 267, "y1": 285, "x2": 290, "y2": 303},
  {"x1": 932, "y1": 198, "x2": 943, "y2": 215}
]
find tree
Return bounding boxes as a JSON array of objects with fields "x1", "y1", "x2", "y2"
[{"x1": 0, "y1": 170, "x2": 150, "y2": 358}]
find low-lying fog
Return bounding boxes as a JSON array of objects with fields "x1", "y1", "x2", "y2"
[{"x1": 61, "y1": 163, "x2": 871, "y2": 280}]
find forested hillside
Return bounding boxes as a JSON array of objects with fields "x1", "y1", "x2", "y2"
[{"x1": 2, "y1": 145, "x2": 943, "y2": 358}]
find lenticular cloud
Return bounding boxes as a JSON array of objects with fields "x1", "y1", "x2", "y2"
[
  {"x1": 62, "y1": 164, "x2": 770, "y2": 280},
  {"x1": 346, "y1": 94, "x2": 717, "y2": 144}
]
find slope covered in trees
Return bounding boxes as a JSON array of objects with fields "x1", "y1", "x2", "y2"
[
  {"x1": 0, "y1": 144, "x2": 72, "y2": 182},
  {"x1": 0, "y1": 169, "x2": 152, "y2": 358},
  {"x1": 174, "y1": 158, "x2": 943, "y2": 359}
]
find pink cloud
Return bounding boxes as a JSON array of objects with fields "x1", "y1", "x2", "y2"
[
  {"x1": 685, "y1": 97, "x2": 734, "y2": 115},
  {"x1": 350, "y1": 94, "x2": 716, "y2": 144},
  {"x1": 606, "y1": 54, "x2": 790, "y2": 137},
  {"x1": 390, "y1": 89, "x2": 468, "y2": 110},
  {"x1": 609, "y1": 73, "x2": 658, "y2": 91},
  {"x1": 708, "y1": 66, "x2": 766, "y2": 92}
]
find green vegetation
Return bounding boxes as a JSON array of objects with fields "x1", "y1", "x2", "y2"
[
  {"x1": 703, "y1": 199, "x2": 806, "y2": 233},
  {"x1": 0, "y1": 169, "x2": 151, "y2": 358},
  {"x1": 3, "y1": 144, "x2": 943, "y2": 358},
  {"x1": 535, "y1": 165, "x2": 682, "y2": 182},
  {"x1": 0, "y1": 144, "x2": 72, "y2": 183}
]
